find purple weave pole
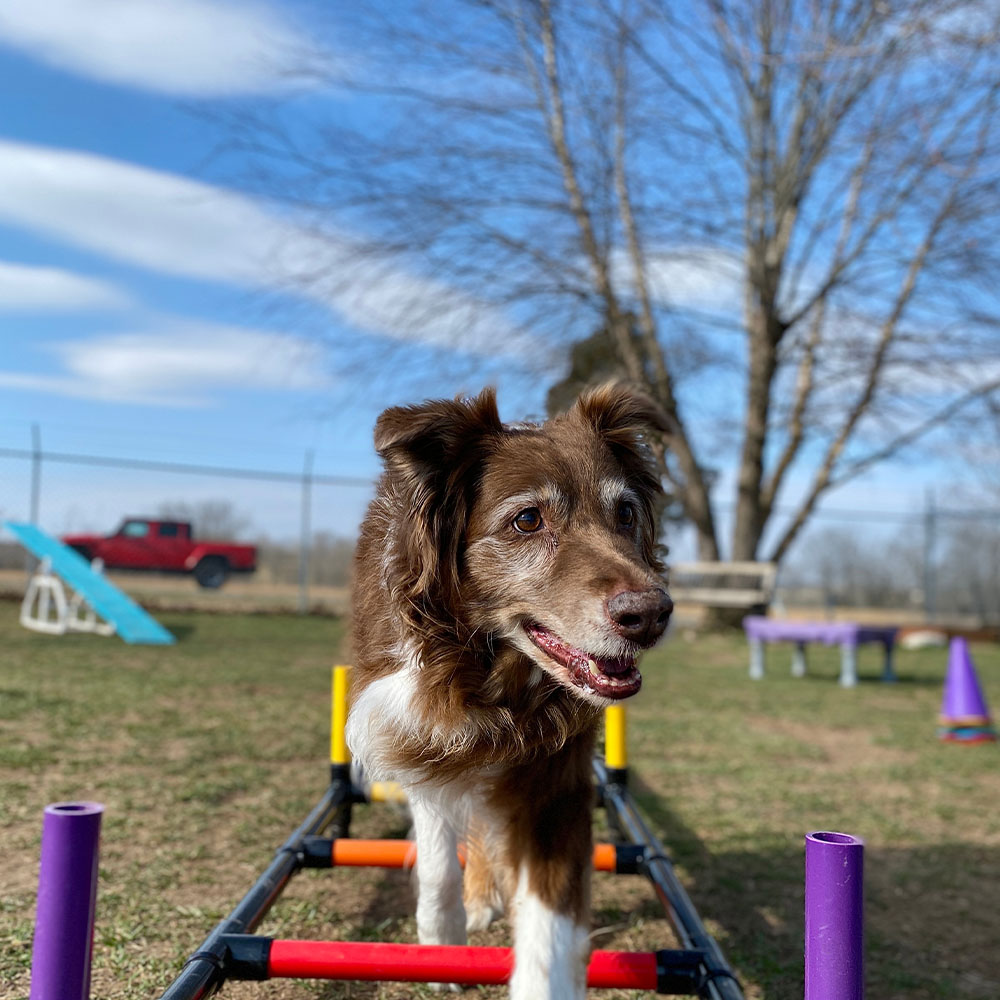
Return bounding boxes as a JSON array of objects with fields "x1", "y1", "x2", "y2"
[
  {"x1": 805, "y1": 831, "x2": 864, "y2": 1000},
  {"x1": 30, "y1": 802, "x2": 104, "y2": 1000}
]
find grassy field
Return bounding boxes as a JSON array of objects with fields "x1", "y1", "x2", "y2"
[{"x1": 1, "y1": 603, "x2": 998, "y2": 999}]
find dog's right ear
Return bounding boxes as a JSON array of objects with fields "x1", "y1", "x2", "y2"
[
  {"x1": 573, "y1": 381, "x2": 671, "y2": 442},
  {"x1": 374, "y1": 388, "x2": 503, "y2": 599}
]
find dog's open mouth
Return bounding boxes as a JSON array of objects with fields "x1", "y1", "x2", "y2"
[{"x1": 524, "y1": 623, "x2": 641, "y2": 699}]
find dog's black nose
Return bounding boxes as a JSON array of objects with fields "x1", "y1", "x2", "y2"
[{"x1": 607, "y1": 588, "x2": 673, "y2": 645}]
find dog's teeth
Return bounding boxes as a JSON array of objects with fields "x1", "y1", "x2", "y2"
[{"x1": 588, "y1": 659, "x2": 601, "y2": 677}]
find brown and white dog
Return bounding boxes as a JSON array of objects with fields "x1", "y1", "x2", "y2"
[{"x1": 346, "y1": 383, "x2": 672, "y2": 999}]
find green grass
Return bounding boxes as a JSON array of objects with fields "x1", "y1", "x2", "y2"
[
  {"x1": 632, "y1": 632, "x2": 1000, "y2": 1000},
  {"x1": 0, "y1": 611, "x2": 346, "y2": 999},
  {"x1": 1, "y1": 607, "x2": 998, "y2": 999}
]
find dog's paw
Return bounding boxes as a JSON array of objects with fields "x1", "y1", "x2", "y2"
[
  {"x1": 429, "y1": 982, "x2": 463, "y2": 993},
  {"x1": 465, "y1": 900, "x2": 504, "y2": 933}
]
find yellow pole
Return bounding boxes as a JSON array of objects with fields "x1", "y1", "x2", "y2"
[
  {"x1": 368, "y1": 781, "x2": 409, "y2": 805},
  {"x1": 330, "y1": 664, "x2": 352, "y2": 766},
  {"x1": 604, "y1": 704, "x2": 628, "y2": 771}
]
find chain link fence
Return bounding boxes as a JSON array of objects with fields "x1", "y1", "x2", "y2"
[
  {"x1": 3, "y1": 436, "x2": 999, "y2": 624},
  {"x1": 0, "y1": 438, "x2": 374, "y2": 616}
]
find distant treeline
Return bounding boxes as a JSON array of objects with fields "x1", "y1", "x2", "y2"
[
  {"x1": 3, "y1": 514, "x2": 999, "y2": 623},
  {"x1": 255, "y1": 533, "x2": 355, "y2": 587}
]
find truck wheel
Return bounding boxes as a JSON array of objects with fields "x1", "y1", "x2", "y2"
[{"x1": 194, "y1": 556, "x2": 229, "y2": 589}]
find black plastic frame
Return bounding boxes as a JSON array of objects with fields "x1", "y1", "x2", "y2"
[
  {"x1": 158, "y1": 760, "x2": 744, "y2": 999},
  {"x1": 595, "y1": 758, "x2": 744, "y2": 1000},
  {"x1": 158, "y1": 780, "x2": 348, "y2": 1000}
]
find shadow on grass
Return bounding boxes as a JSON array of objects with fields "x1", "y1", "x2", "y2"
[
  {"x1": 352, "y1": 814, "x2": 415, "y2": 933},
  {"x1": 855, "y1": 674, "x2": 942, "y2": 687},
  {"x1": 162, "y1": 623, "x2": 198, "y2": 641},
  {"x1": 629, "y1": 771, "x2": 999, "y2": 1000},
  {"x1": 778, "y1": 671, "x2": 943, "y2": 689},
  {"x1": 281, "y1": 781, "x2": 998, "y2": 1000}
]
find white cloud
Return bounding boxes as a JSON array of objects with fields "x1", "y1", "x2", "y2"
[
  {"x1": 0, "y1": 261, "x2": 130, "y2": 311},
  {"x1": 0, "y1": 325, "x2": 332, "y2": 406},
  {"x1": 647, "y1": 247, "x2": 744, "y2": 312},
  {"x1": 0, "y1": 0, "x2": 313, "y2": 97},
  {"x1": 0, "y1": 139, "x2": 526, "y2": 355},
  {"x1": 0, "y1": 139, "x2": 282, "y2": 284},
  {"x1": 611, "y1": 245, "x2": 744, "y2": 313},
  {"x1": 884, "y1": 356, "x2": 1000, "y2": 401},
  {"x1": 285, "y1": 242, "x2": 532, "y2": 355}
]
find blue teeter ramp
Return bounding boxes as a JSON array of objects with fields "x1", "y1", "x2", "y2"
[{"x1": 5, "y1": 522, "x2": 175, "y2": 645}]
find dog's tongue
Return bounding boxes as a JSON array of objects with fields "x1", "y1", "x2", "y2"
[
  {"x1": 594, "y1": 656, "x2": 633, "y2": 677},
  {"x1": 525, "y1": 622, "x2": 642, "y2": 700},
  {"x1": 529, "y1": 625, "x2": 630, "y2": 668}
]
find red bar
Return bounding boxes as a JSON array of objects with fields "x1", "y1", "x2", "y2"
[
  {"x1": 268, "y1": 940, "x2": 658, "y2": 989},
  {"x1": 330, "y1": 839, "x2": 618, "y2": 872}
]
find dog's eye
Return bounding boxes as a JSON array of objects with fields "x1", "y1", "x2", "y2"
[
  {"x1": 513, "y1": 507, "x2": 544, "y2": 533},
  {"x1": 617, "y1": 500, "x2": 636, "y2": 527}
]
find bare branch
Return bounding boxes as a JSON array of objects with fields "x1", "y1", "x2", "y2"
[{"x1": 213, "y1": 0, "x2": 1000, "y2": 566}]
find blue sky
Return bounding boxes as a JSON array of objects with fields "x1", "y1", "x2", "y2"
[
  {"x1": 0, "y1": 0, "x2": 964, "y2": 553},
  {"x1": 0, "y1": 0, "x2": 434, "y2": 540}
]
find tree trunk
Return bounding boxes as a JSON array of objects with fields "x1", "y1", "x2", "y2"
[{"x1": 732, "y1": 302, "x2": 780, "y2": 561}]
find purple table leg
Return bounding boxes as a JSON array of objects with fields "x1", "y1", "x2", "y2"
[
  {"x1": 880, "y1": 639, "x2": 897, "y2": 683},
  {"x1": 791, "y1": 641, "x2": 808, "y2": 678},
  {"x1": 839, "y1": 643, "x2": 859, "y2": 687},
  {"x1": 30, "y1": 801, "x2": 104, "y2": 1000},
  {"x1": 805, "y1": 831, "x2": 864, "y2": 1000}
]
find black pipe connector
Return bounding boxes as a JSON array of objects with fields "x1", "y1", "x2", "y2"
[
  {"x1": 613, "y1": 843, "x2": 648, "y2": 874},
  {"x1": 655, "y1": 949, "x2": 708, "y2": 994},
  {"x1": 221, "y1": 934, "x2": 273, "y2": 981}
]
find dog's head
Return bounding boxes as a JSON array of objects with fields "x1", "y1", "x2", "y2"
[{"x1": 374, "y1": 383, "x2": 671, "y2": 707}]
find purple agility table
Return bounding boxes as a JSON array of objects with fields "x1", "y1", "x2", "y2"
[{"x1": 743, "y1": 617, "x2": 898, "y2": 688}]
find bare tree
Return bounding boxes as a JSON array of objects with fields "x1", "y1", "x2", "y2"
[
  {"x1": 156, "y1": 500, "x2": 253, "y2": 540},
  {"x1": 255, "y1": 531, "x2": 355, "y2": 587},
  {"x1": 226, "y1": 0, "x2": 1000, "y2": 563},
  {"x1": 783, "y1": 525, "x2": 919, "y2": 609},
  {"x1": 934, "y1": 516, "x2": 1000, "y2": 620}
]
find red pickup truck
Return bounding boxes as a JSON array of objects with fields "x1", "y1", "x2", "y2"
[{"x1": 62, "y1": 519, "x2": 257, "y2": 589}]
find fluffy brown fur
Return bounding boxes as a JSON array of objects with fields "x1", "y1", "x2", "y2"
[{"x1": 348, "y1": 382, "x2": 672, "y2": 995}]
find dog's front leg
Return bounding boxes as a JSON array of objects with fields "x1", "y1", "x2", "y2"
[
  {"x1": 510, "y1": 869, "x2": 591, "y2": 1000},
  {"x1": 409, "y1": 790, "x2": 466, "y2": 992},
  {"x1": 507, "y1": 783, "x2": 592, "y2": 1000}
]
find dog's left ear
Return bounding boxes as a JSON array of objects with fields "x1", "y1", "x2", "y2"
[
  {"x1": 574, "y1": 381, "x2": 671, "y2": 445},
  {"x1": 575, "y1": 382, "x2": 669, "y2": 571}
]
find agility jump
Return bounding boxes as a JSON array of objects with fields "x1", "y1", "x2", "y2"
[
  {"x1": 30, "y1": 665, "x2": 864, "y2": 999},
  {"x1": 163, "y1": 665, "x2": 748, "y2": 998}
]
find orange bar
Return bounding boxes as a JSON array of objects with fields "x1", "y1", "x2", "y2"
[
  {"x1": 592, "y1": 842, "x2": 617, "y2": 872},
  {"x1": 332, "y1": 839, "x2": 417, "y2": 868},
  {"x1": 330, "y1": 839, "x2": 618, "y2": 871}
]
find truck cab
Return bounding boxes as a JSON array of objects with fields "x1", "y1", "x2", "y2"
[
  {"x1": 62, "y1": 518, "x2": 257, "y2": 588},
  {"x1": 97, "y1": 519, "x2": 193, "y2": 571}
]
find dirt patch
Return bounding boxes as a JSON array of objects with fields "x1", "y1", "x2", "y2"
[
  {"x1": 745, "y1": 714, "x2": 915, "y2": 768},
  {"x1": 0, "y1": 567, "x2": 350, "y2": 616}
]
